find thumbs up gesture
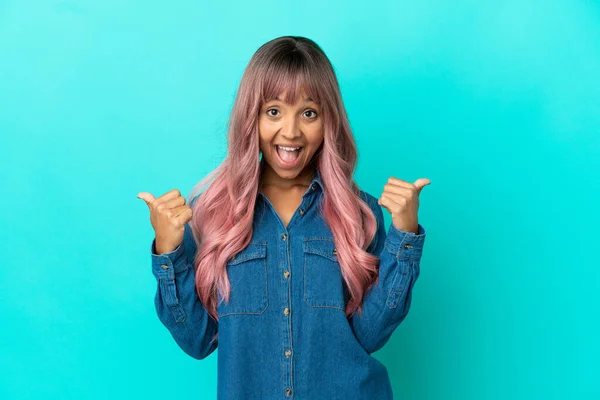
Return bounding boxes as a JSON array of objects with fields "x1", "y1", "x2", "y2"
[
  {"x1": 137, "y1": 189, "x2": 193, "y2": 254},
  {"x1": 377, "y1": 177, "x2": 430, "y2": 234}
]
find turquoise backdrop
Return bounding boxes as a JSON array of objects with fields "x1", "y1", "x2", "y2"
[{"x1": 1, "y1": 1, "x2": 598, "y2": 399}]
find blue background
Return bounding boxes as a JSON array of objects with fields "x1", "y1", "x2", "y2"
[{"x1": 1, "y1": 1, "x2": 599, "y2": 399}]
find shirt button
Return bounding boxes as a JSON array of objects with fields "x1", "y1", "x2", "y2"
[
  {"x1": 286, "y1": 388, "x2": 292, "y2": 397},
  {"x1": 284, "y1": 270, "x2": 290, "y2": 278},
  {"x1": 281, "y1": 234, "x2": 287, "y2": 241},
  {"x1": 285, "y1": 349, "x2": 291, "y2": 357},
  {"x1": 284, "y1": 307, "x2": 290, "y2": 316},
  {"x1": 332, "y1": 248, "x2": 337, "y2": 255},
  {"x1": 310, "y1": 185, "x2": 315, "y2": 191},
  {"x1": 160, "y1": 264, "x2": 169, "y2": 270},
  {"x1": 404, "y1": 244, "x2": 413, "y2": 249},
  {"x1": 299, "y1": 209, "x2": 304, "y2": 215}
]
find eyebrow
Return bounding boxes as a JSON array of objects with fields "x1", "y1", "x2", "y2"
[{"x1": 274, "y1": 96, "x2": 314, "y2": 103}]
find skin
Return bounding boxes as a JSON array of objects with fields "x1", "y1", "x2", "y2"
[
  {"x1": 257, "y1": 88, "x2": 432, "y2": 233},
  {"x1": 138, "y1": 91, "x2": 431, "y2": 250},
  {"x1": 258, "y1": 88, "x2": 324, "y2": 227},
  {"x1": 379, "y1": 177, "x2": 431, "y2": 234},
  {"x1": 137, "y1": 188, "x2": 192, "y2": 254}
]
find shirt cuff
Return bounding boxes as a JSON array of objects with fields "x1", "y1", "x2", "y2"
[
  {"x1": 151, "y1": 238, "x2": 189, "y2": 279},
  {"x1": 384, "y1": 223, "x2": 426, "y2": 259}
]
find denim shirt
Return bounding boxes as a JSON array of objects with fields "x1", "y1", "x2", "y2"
[{"x1": 150, "y1": 170, "x2": 426, "y2": 399}]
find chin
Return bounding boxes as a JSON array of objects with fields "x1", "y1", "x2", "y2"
[{"x1": 274, "y1": 166, "x2": 301, "y2": 178}]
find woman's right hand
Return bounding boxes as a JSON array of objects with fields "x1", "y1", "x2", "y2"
[{"x1": 137, "y1": 189, "x2": 193, "y2": 254}]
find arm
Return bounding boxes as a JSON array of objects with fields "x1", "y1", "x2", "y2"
[
  {"x1": 151, "y1": 198, "x2": 218, "y2": 360},
  {"x1": 349, "y1": 193, "x2": 426, "y2": 354}
]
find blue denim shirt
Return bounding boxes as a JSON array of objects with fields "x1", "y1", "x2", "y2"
[{"x1": 150, "y1": 170, "x2": 426, "y2": 399}]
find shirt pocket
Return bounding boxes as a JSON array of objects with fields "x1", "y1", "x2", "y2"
[
  {"x1": 217, "y1": 241, "x2": 268, "y2": 317},
  {"x1": 303, "y1": 238, "x2": 345, "y2": 310}
]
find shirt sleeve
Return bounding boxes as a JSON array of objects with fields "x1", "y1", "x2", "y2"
[
  {"x1": 150, "y1": 196, "x2": 218, "y2": 360},
  {"x1": 349, "y1": 192, "x2": 426, "y2": 354}
]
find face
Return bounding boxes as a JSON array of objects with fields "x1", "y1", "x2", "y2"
[{"x1": 258, "y1": 89, "x2": 324, "y2": 185}]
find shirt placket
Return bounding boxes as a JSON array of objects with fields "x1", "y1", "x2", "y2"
[{"x1": 275, "y1": 182, "x2": 318, "y2": 399}]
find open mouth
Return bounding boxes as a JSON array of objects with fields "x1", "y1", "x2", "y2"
[{"x1": 274, "y1": 144, "x2": 304, "y2": 168}]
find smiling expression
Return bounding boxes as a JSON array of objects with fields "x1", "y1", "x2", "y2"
[{"x1": 258, "y1": 88, "x2": 324, "y2": 181}]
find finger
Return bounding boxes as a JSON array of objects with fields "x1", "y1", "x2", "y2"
[
  {"x1": 153, "y1": 189, "x2": 182, "y2": 206},
  {"x1": 413, "y1": 178, "x2": 431, "y2": 195},
  {"x1": 382, "y1": 191, "x2": 409, "y2": 207},
  {"x1": 161, "y1": 196, "x2": 186, "y2": 209},
  {"x1": 387, "y1": 177, "x2": 415, "y2": 189},
  {"x1": 169, "y1": 204, "x2": 190, "y2": 218},
  {"x1": 378, "y1": 193, "x2": 401, "y2": 214},
  {"x1": 173, "y1": 206, "x2": 193, "y2": 225},
  {"x1": 137, "y1": 192, "x2": 156, "y2": 205},
  {"x1": 383, "y1": 182, "x2": 413, "y2": 197}
]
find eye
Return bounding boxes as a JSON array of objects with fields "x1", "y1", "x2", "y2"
[
  {"x1": 304, "y1": 110, "x2": 318, "y2": 118},
  {"x1": 265, "y1": 108, "x2": 318, "y2": 118}
]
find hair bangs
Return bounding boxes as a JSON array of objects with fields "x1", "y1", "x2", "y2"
[{"x1": 259, "y1": 54, "x2": 323, "y2": 108}]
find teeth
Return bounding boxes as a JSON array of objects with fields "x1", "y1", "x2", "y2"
[{"x1": 277, "y1": 145, "x2": 301, "y2": 152}]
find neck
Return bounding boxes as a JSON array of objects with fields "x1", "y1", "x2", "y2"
[{"x1": 259, "y1": 160, "x2": 317, "y2": 191}]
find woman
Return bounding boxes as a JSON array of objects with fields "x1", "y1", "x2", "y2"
[{"x1": 138, "y1": 35, "x2": 429, "y2": 400}]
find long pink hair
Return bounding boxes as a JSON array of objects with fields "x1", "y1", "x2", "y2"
[{"x1": 187, "y1": 36, "x2": 380, "y2": 345}]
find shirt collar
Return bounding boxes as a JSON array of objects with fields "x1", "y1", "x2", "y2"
[{"x1": 303, "y1": 169, "x2": 323, "y2": 197}]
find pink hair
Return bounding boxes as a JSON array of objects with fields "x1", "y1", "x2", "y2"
[{"x1": 186, "y1": 36, "x2": 380, "y2": 345}]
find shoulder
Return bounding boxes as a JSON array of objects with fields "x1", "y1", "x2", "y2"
[
  {"x1": 358, "y1": 188, "x2": 386, "y2": 252},
  {"x1": 358, "y1": 188, "x2": 379, "y2": 209},
  {"x1": 190, "y1": 193, "x2": 202, "y2": 207},
  {"x1": 358, "y1": 189, "x2": 384, "y2": 220}
]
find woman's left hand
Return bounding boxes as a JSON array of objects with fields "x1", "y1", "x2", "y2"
[{"x1": 378, "y1": 177, "x2": 431, "y2": 234}]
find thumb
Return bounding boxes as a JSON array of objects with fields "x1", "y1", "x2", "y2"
[
  {"x1": 413, "y1": 178, "x2": 431, "y2": 195},
  {"x1": 137, "y1": 192, "x2": 156, "y2": 205}
]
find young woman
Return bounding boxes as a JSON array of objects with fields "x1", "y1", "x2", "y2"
[{"x1": 138, "y1": 36, "x2": 429, "y2": 400}]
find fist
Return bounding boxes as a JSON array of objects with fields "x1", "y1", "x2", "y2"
[
  {"x1": 377, "y1": 177, "x2": 430, "y2": 234},
  {"x1": 137, "y1": 189, "x2": 193, "y2": 254}
]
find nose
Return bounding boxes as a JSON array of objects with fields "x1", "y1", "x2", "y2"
[{"x1": 279, "y1": 114, "x2": 302, "y2": 141}]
